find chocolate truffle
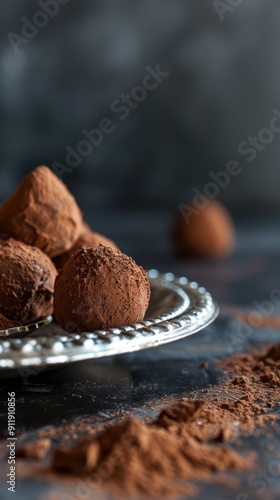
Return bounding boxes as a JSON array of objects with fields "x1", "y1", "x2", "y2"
[
  {"x1": 0, "y1": 313, "x2": 19, "y2": 330},
  {"x1": 54, "y1": 223, "x2": 119, "y2": 270},
  {"x1": 0, "y1": 238, "x2": 57, "y2": 324},
  {"x1": 54, "y1": 246, "x2": 151, "y2": 332},
  {"x1": 0, "y1": 166, "x2": 83, "y2": 258},
  {"x1": 172, "y1": 200, "x2": 235, "y2": 258}
]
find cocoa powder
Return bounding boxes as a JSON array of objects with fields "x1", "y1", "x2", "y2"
[
  {"x1": 16, "y1": 342, "x2": 280, "y2": 499},
  {"x1": 220, "y1": 305, "x2": 280, "y2": 328},
  {"x1": 48, "y1": 416, "x2": 249, "y2": 499}
]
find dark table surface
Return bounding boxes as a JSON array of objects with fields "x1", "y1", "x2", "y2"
[{"x1": 1, "y1": 210, "x2": 280, "y2": 500}]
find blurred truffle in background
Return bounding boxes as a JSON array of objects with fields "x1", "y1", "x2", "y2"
[{"x1": 171, "y1": 200, "x2": 235, "y2": 259}]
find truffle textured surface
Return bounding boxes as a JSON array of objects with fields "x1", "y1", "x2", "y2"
[
  {"x1": 54, "y1": 224, "x2": 119, "y2": 270},
  {"x1": 172, "y1": 200, "x2": 235, "y2": 258},
  {"x1": 54, "y1": 246, "x2": 151, "y2": 332},
  {"x1": 0, "y1": 312, "x2": 19, "y2": 330},
  {"x1": 0, "y1": 166, "x2": 83, "y2": 258},
  {"x1": 0, "y1": 238, "x2": 57, "y2": 323}
]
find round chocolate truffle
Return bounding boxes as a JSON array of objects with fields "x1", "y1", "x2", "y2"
[
  {"x1": 54, "y1": 246, "x2": 151, "y2": 332},
  {"x1": 0, "y1": 313, "x2": 20, "y2": 331},
  {"x1": 54, "y1": 223, "x2": 119, "y2": 270},
  {"x1": 0, "y1": 166, "x2": 83, "y2": 258},
  {"x1": 0, "y1": 238, "x2": 57, "y2": 324},
  {"x1": 172, "y1": 200, "x2": 235, "y2": 258}
]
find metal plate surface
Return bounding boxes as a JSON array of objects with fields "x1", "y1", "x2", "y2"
[{"x1": 0, "y1": 270, "x2": 219, "y2": 374}]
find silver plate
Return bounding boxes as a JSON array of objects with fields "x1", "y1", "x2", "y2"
[
  {"x1": 0, "y1": 271, "x2": 219, "y2": 374},
  {"x1": 0, "y1": 316, "x2": 53, "y2": 339}
]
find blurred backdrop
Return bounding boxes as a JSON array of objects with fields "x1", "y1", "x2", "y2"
[{"x1": 0, "y1": 0, "x2": 280, "y2": 217}]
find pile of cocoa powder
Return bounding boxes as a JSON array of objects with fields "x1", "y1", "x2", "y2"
[{"x1": 15, "y1": 342, "x2": 280, "y2": 499}]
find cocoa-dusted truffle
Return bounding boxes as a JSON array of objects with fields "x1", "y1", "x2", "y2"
[
  {"x1": 0, "y1": 166, "x2": 83, "y2": 258},
  {"x1": 0, "y1": 313, "x2": 19, "y2": 330},
  {"x1": 172, "y1": 200, "x2": 235, "y2": 258},
  {"x1": 0, "y1": 238, "x2": 57, "y2": 324},
  {"x1": 54, "y1": 223, "x2": 119, "y2": 270},
  {"x1": 54, "y1": 246, "x2": 151, "y2": 332}
]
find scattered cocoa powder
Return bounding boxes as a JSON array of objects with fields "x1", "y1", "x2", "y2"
[
  {"x1": 47, "y1": 416, "x2": 249, "y2": 499},
  {"x1": 153, "y1": 400, "x2": 206, "y2": 428},
  {"x1": 220, "y1": 305, "x2": 280, "y2": 328},
  {"x1": 37, "y1": 415, "x2": 114, "y2": 446},
  {"x1": 219, "y1": 341, "x2": 280, "y2": 384},
  {"x1": 38, "y1": 396, "x2": 255, "y2": 498},
  {"x1": 12, "y1": 342, "x2": 280, "y2": 499}
]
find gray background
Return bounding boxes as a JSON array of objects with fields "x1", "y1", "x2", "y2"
[{"x1": 0, "y1": 0, "x2": 280, "y2": 214}]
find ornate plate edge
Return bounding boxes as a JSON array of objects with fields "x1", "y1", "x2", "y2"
[{"x1": 0, "y1": 271, "x2": 219, "y2": 369}]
